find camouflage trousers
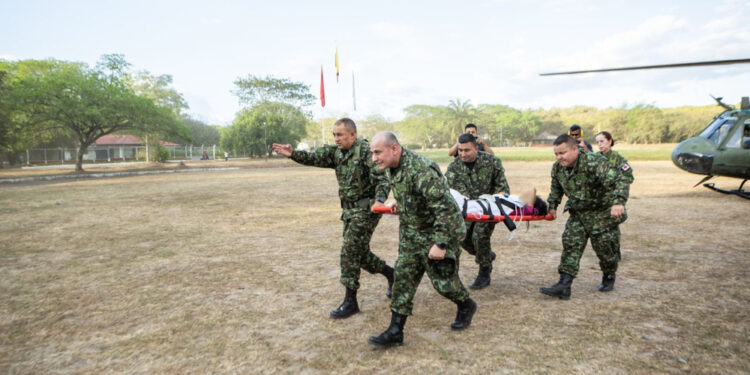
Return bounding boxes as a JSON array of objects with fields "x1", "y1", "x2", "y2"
[
  {"x1": 339, "y1": 208, "x2": 388, "y2": 291},
  {"x1": 390, "y1": 225, "x2": 470, "y2": 316},
  {"x1": 558, "y1": 210, "x2": 621, "y2": 278},
  {"x1": 461, "y1": 222, "x2": 497, "y2": 268}
]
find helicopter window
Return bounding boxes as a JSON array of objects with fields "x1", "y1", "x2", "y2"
[
  {"x1": 724, "y1": 121, "x2": 743, "y2": 148},
  {"x1": 703, "y1": 118, "x2": 736, "y2": 145},
  {"x1": 699, "y1": 117, "x2": 730, "y2": 139}
]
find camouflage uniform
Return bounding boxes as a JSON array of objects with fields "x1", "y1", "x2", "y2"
[
  {"x1": 601, "y1": 150, "x2": 634, "y2": 185},
  {"x1": 445, "y1": 151, "x2": 510, "y2": 268},
  {"x1": 386, "y1": 148, "x2": 470, "y2": 316},
  {"x1": 547, "y1": 151, "x2": 633, "y2": 278},
  {"x1": 291, "y1": 138, "x2": 390, "y2": 291}
]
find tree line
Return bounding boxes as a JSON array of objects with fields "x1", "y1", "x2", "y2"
[
  {"x1": 222, "y1": 85, "x2": 723, "y2": 156},
  {"x1": 368, "y1": 100, "x2": 720, "y2": 150},
  {"x1": 2, "y1": 57, "x2": 725, "y2": 167}
]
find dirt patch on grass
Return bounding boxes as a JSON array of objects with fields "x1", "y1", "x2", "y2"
[{"x1": 1, "y1": 161, "x2": 748, "y2": 374}]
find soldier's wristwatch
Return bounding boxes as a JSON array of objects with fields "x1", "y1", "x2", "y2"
[{"x1": 436, "y1": 242, "x2": 447, "y2": 250}]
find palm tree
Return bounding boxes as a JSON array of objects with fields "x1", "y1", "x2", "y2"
[{"x1": 447, "y1": 98, "x2": 475, "y2": 142}]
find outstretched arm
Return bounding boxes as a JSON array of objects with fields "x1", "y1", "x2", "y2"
[{"x1": 274, "y1": 144, "x2": 336, "y2": 168}]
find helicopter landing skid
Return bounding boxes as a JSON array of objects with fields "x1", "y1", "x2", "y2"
[{"x1": 703, "y1": 179, "x2": 750, "y2": 200}]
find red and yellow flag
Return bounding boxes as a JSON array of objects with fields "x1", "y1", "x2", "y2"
[{"x1": 320, "y1": 65, "x2": 326, "y2": 107}]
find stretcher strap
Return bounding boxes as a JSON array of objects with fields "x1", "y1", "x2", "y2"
[
  {"x1": 494, "y1": 197, "x2": 516, "y2": 231},
  {"x1": 475, "y1": 199, "x2": 494, "y2": 221}
]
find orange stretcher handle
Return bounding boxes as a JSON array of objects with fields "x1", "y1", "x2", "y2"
[{"x1": 372, "y1": 205, "x2": 554, "y2": 221}]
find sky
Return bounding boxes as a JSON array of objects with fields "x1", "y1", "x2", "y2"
[{"x1": 2, "y1": 0, "x2": 749, "y2": 125}]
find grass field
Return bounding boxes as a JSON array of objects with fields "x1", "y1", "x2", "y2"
[
  {"x1": 1, "y1": 158, "x2": 748, "y2": 374},
  {"x1": 417, "y1": 143, "x2": 675, "y2": 163}
]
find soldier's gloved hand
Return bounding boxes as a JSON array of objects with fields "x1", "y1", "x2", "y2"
[
  {"x1": 547, "y1": 209, "x2": 557, "y2": 220},
  {"x1": 611, "y1": 205, "x2": 625, "y2": 218},
  {"x1": 428, "y1": 245, "x2": 446, "y2": 260}
]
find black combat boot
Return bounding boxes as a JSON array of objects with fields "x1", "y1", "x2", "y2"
[
  {"x1": 450, "y1": 298, "x2": 477, "y2": 330},
  {"x1": 469, "y1": 266, "x2": 492, "y2": 290},
  {"x1": 598, "y1": 273, "x2": 615, "y2": 292},
  {"x1": 368, "y1": 311, "x2": 407, "y2": 348},
  {"x1": 539, "y1": 273, "x2": 573, "y2": 300},
  {"x1": 330, "y1": 288, "x2": 359, "y2": 319},
  {"x1": 381, "y1": 265, "x2": 395, "y2": 299}
]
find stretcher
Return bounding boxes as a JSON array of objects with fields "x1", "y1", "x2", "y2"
[{"x1": 371, "y1": 205, "x2": 554, "y2": 222}]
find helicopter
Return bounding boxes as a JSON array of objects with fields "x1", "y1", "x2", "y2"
[{"x1": 541, "y1": 58, "x2": 750, "y2": 199}]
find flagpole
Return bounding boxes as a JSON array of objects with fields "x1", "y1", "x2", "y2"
[
  {"x1": 335, "y1": 47, "x2": 341, "y2": 113},
  {"x1": 320, "y1": 64, "x2": 327, "y2": 145}
]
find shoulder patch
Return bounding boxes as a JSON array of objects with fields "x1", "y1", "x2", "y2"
[{"x1": 622, "y1": 164, "x2": 631, "y2": 171}]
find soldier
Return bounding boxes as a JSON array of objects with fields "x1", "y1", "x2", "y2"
[
  {"x1": 271, "y1": 118, "x2": 394, "y2": 319},
  {"x1": 445, "y1": 133, "x2": 510, "y2": 289},
  {"x1": 595, "y1": 131, "x2": 634, "y2": 260},
  {"x1": 448, "y1": 123, "x2": 495, "y2": 156},
  {"x1": 568, "y1": 124, "x2": 592, "y2": 152},
  {"x1": 540, "y1": 134, "x2": 632, "y2": 300},
  {"x1": 596, "y1": 131, "x2": 633, "y2": 180},
  {"x1": 367, "y1": 131, "x2": 477, "y2": 348}
]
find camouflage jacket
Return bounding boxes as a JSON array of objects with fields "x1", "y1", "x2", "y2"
[
  {"x1": 445, "y1": 151, "x2": 510, "y2": 199},
  {"x1": 386, "y1": 148, "x2": 466, "y2": 246},
  {"x1": 291, "y1": 138, "x2": 390, "y2": 204},
  {"x1": 601, "y1": 150, "x2": 634, "y2": 185},
  {"x1": 547, "y1": 151, "x2": 631, "y2": 213}
]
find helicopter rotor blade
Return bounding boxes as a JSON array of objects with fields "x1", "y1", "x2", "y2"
[{"x1": 540, "y1": 58, "x2": 750, "y2": 76}]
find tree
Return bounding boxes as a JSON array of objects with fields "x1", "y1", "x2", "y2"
[
  {"x1": 0, "y1": 59, "x2": 83, "y2": 166},
  {"x1": 663, "y1": 105, "x2": 717, "y2": 142},
  {"x1": 624, "y1": 104, "x2": 667, "y2": 143},
  {"x1": 9, "y1": 56, "x2": 188, "y2": 171},
  {"x1": 125, "y1": 69, "x2": 189, "y2": 116},
  {"x1": 121, "y1": 59, "x2": 191, "y2": 151},
  {"x1": 180, "y1": 116, "x2": 220, "y2": 146},
  {"x1": 303, "y1": 116, "x2": 338, "y2": 146},
  {"x1": 401, "y1": 105, "x2": 451, "y2": 149},
  {"x1": 233, "y1": 75, "x2": 315, "y2": 108},
  {"x1": 493, "y1": 109, "x2": 541, "y2": 144},
  {"x1": 221, "y1": 101, "x2": 307, "y2": 157},
  {"x1": 357, "y1": 114, "x2": 396, "y2": 140},
  {"x1": 447, "y1": 98, "x2": 475, "y2": 142},
  {"x1": 474, "y1": 104, "x2": 515, "y2": 145}
]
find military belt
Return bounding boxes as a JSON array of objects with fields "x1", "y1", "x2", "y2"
[{"x1": 341, "y1": 197, "x2": 373, "y2": 210}]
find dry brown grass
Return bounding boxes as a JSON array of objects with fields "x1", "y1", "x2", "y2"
[{"x1": 1, "y1": 160, "x2": 748, "y2": 374}]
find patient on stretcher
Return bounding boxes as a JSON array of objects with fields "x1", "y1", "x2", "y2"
[{"x1": 449, "y1": 187, "x2": 548, "y2": 219}]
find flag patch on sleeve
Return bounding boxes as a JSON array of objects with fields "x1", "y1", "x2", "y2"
[{"x1": 622, "y1": 164, "x2": 631, "y2": 171}]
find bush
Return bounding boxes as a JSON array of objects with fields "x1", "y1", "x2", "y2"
[{"x1": 155, "y1": 144, "x2": 170, "y2": 162}]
